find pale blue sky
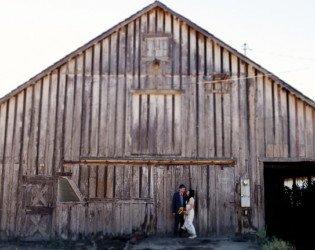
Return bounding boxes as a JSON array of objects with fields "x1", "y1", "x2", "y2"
[{"x1": 0, "y1": 0, "x2": 314, "y2": 101}]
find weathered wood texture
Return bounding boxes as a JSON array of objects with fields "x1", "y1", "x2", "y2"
[
  {"x1": 53, "y1": 164, "x2": 234, "y2": 238},
  {"x1": 0, "y1": 3, "x2": 314, "y2": 239}
]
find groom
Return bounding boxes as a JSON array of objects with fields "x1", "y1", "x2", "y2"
[{"x1": 172, "y1": 184, "x2": 186, "y2": 237}]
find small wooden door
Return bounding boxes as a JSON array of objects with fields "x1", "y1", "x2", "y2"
[{"x1": 21, "y1": 176, "x2": 54, "y2": 240}]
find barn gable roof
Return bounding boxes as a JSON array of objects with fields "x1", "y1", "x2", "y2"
[{"x1": 1, "y1": 1, "x2": 314, "y2": 108}]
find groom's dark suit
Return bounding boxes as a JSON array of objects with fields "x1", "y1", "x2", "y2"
[{"x1": 172, "y1": 192, "x2": 185, "y2": 236}]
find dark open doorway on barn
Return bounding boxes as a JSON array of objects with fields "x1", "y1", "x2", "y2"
[{"x1": 264, "y1": 162, "x2": 315, "y2": 250}]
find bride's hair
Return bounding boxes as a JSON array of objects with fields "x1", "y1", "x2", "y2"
[{"x1": 188, "y1": 189, "x2": 195, "y2": 198}]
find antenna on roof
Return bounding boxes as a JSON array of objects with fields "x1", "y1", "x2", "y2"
[{"x1": 241, "y1": 43, "x2": 252, "y2": 56}]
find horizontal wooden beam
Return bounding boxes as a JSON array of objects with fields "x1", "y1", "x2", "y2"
[
  {"x1": 130, "y1": 89, "x2": 184, "y2": 95},
  {"x1": 64, "y1": 157, "x2": 236, "y2": 166},
  {"x1": 261, "y1": 157, "x2": 315, "y2": 163}
]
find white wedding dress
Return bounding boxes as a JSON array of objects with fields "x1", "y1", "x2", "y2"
[{"x1": 182, "y1": 197, "x2": 196, "y2": 235}]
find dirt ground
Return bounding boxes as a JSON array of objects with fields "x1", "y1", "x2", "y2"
[
  {"x1": 126, "y1": 236, "x2": 262, "y2": 250},
  {"x1": 0, "y1": 236, "x2": 261, "y2": 250}
]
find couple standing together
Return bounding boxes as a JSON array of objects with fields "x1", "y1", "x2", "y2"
[{"x1": 172, "y1": 184, "x2": 197, "y2": 239}]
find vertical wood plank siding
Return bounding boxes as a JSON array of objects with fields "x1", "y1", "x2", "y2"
[{"x1": 0, "y1": 6, "x2": 314, "y2": 239}]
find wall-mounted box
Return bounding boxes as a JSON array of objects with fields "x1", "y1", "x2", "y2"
[{"x1": 241, "y1": 178, "x2": 250, "y2": 207}]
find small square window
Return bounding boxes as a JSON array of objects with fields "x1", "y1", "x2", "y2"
[{"x1": 142, "y1": 34, "x2": 172, "y2": 62}]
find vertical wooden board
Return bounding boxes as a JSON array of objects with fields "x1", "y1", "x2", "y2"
[
  {"x1": 71, "y1": 56, "x2": 83, "y2": 162},
  {"x1": 164, "y1": 166, "x2": 173, "y2": 233},
  {"x1": 141, "y1": 166, "x2": 149, "y2": 199},
  {"x1": 38, "y1": 76, "x2": 49, "y2": 173},
  {"x1": 0, "y1": 103, "x2": 7, "y2": 161},
  {"x1": 156, "y1": 8, "x2": 164, "y2": 33},
  {"x1": 164, "y1": 12, "x2": 173, "y2": 77},
  {"x1": 198, "y1": 166, "x2": 209, "y2": 236},
  {"x1": 148, "y1": 95, "x2": 157, "y2": 154},
  {"x1": 264, "y1": 78, "x2": 273, "y2": 157},
  {"x1": 93, "y1": 42, "x2": 101, "y2": 76},
  {"x1": 208, "y1": 166, "x2": 216, "y2": 234},
  {"x1": 133, "y1": 18, "x2": 140, "y2": 90},
  {"x1": 63, "y1": 61, "x2": 75, "y2": 161},
  {"x1": 131, "y1": 166, "x2": 140, "y2": 198},
  {"x1": 121, "y1": 203, "x2": 131, "y2": 234},
  {"x1": 55, "y1": 65, "x2": 67, "y2": 172},
  {"x1": 164, "y1": 95, "x2": 173, "y2": 154},
  {"x1": 106, "y1": 165, "x2": 114, "y2": 199},
  {"x1": 101, "y1": 38, "x2": 110, "y2": 75},
  {"x1": 174, "y1": 94, "x2": 182, "y2": 155},
  {"x1": 255, "y1": 73, "x2": 265, "y2": 158},
  {"x1": 189, "y1": 81, "x2": 198, "y2": 157},
  {"x1": 172, "y1": 16, "x2": 180, "y2": 76},
  {"x1": 45, "y1": 72, "x2": 58, "y2": 176},
  {"x1": 305, "y1": 106, "x2": 314, "y2": 158},
  {"x1": 116, "y1": 75, "x2": 126, "y2": 156},
  {"x1": 230, "y1": 55, "x2": 239, "y2": 158},
  {"x1": 27, "y1": 82, "x2": 40, "y2": 175},
  {"x1": 131, "y1": 94, "x2": 140, "y2": 154},
  {"x1": 114, "y1": 165, "x2": 123, "y2": 199},
  {"x1": 205, "y1": 92, "x2": 215, "y2": 157},
  {"x1": 113, "y1": 203, "x2": 121, "y2": 235},
  {"x1": 123, "y1": 165, "x2": 131, "y2": 199},
  {"x1": 288, "y1": 94, "x2": 296, "y2": 157},
  {"x1": 280, "y1": 89, "x2": 289, "y2": 157},
  {"x1": 89, "y1": 166, "x2": 97, "y2": 198},
  {"x1": 297, "y1": 100, "x2": 305, "y2": 157},
  {"x1": 222, "y1": 49, "x2": 231, "y2": 157},
  {"x1": 206, "y1": 38, "x2": 214, "y2": 76},
  {"x1": 189, "y1": 28, "x2": 197, "y2": 76},
  {"x1": 255, "y1": 73, "x2": 265, "y2": 229},
  {"x1": 273, "y1": 84, "x2": 281, "y2": 157},
  {"x1": 126, "y1": 23, "x2": 134, "y2": 75},
  {"x1": 247, "y1": 66, "x2": 258, "y2": 228},
  {"x1": 181, "y1": 23, "x2": 189, "y2": 76},
  {"x1": 238, "y1": 62, "x2": 247, "y2": 177},
  {"x1": 97, "y1": 165, "x2": 105, "y2": 198},
  {"x1": 155, "y1": 166, "x2": 164, "y2": 234},
  {"x1": 181, "y1": 77, "x2": 189, "y2": 157},
  {"x1": 77, "y1": 205, "x2": 86, "y2": 237},
  {"x1": 1, "y1": 97, "x2": 16, "y2": 233},
  {"x1": 139, "y1": 14, "x2": 148, "y2": 89},
  {"x1": 0, "y1": 103, "x2": 6, "y2": 228},
  {"x1": 215, "y1": 91, "x2": 223, "y2": 157},
  {"x1": 156, "y1": 95, "x2": 164, "y2": 154},
  {"x1": 217, "y1": 167, "x2": 235, "y2": 235},
  {"x1": 148, "y1": 9, "x2": 156, "y2": 33},
  {"x1": 197, "y1": 35, "x2": 205, "y2": 157},
  {"x1": 79, "y1": 165, "x2": 89, "y2": 198},
  {"x1": 139, "y1": 95, "x2": 148, "y2": 154},
  {"x1": 81, "y1": 68, "x2": 92, "y2": 156},
  {"x1": 99, "y1": 75, "x2": 109, "y2": 156},
  {"x1": 90, "y1": 73, "x2": 100, "y2": 157},
  {"x1": 85, "y1": 47, "x2": 93, "y2": 76},
  {"x1": 9, "y1": 92, "x2": 24, "y2": 233},
  {"x1": 107, "y1": 76, "x2": 117, "y2": 156},
  {"x1": 103, "y1": 202, "x2": 112, "y2": 235}
]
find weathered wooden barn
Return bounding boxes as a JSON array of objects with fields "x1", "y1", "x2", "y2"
[{"x1": 0, "y1": 1, "x2": 314, "y2": 241}]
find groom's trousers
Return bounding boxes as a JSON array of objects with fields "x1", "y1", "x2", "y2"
[{"x1": 173, "y1": 214, "x2": 184, "y2": 236}]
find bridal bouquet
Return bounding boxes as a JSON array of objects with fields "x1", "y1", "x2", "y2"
[{"x1": 177, "y1": 207, "x2": 184, "y2": 215}]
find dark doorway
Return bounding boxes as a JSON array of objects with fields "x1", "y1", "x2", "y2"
[{"x1": 264, "y1": 162, "x2": 315, "y2": 250}]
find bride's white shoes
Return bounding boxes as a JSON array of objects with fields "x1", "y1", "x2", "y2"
[{"x1": 189, "y1": 235, "x2": 197, "y2": 239}]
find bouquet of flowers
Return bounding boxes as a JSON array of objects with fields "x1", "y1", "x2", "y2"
[{"x1": 177, "y1": 207, "x2": 184, "y2": 215}]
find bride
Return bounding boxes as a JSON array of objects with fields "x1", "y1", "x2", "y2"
[{"x1": 182, "y1": 189, "x2": 197, "y2": 239}]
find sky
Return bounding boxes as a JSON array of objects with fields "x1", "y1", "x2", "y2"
[{"x1": 0, "y1": 0, "x2": 314, "y2": 101}]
